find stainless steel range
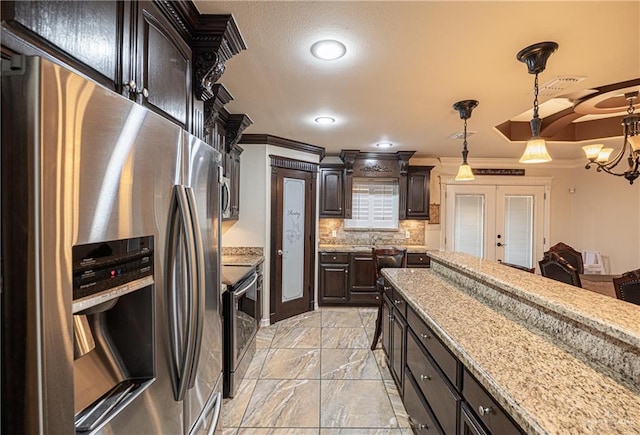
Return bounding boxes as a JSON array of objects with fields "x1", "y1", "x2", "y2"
[{"x1": 222, "y1": 265, "x2": 259, "y2": 397}]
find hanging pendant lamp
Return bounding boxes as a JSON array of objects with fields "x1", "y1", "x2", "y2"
[
  {"x1": 516, "y1": 41, "x2": 558, "y2": 163},
  {"x1": 453, "y1": 100, "x2": 479, "y2": 181}
]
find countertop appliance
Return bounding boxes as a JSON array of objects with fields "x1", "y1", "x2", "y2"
[
  {"x1": 1, "y1": 56, "x2": 223, "y2": 434},
  {"x1": 222, "y1": 265, "x2": 259, "y2": 397}
]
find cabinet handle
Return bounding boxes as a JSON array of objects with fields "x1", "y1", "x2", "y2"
[
  {"x1": 420, "y1": 374, "x2": 431, "y2": 381},
  {"x1": 124, "y1": 80, "x2": 149, "y2": 98},
  {"x1": 478, "y1": 406, "x2": 493, "y2": 416},
  {"x1": 420, "y1": 333, "x2": 430, "y2": 340}
]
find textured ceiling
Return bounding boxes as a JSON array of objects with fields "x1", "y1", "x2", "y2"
[{"x1": 192, "y1": 1, "x2": 640, "y2": 160}]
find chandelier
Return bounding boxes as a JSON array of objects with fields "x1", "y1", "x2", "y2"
[
  {"x1": 582, "y1": 91, "x2": 640, "y2": 185},
  {"x1": 516, "y1": 42, "x2": 558, "y2": 163},
  {"x1": 453, "y1": 100, "x2": 479, "y2": 181}
]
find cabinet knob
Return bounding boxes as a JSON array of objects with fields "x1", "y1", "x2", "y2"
[
  {"x1": 478, "y1": 406, "x2": 493, "y2": 416},
  {"x1": 408, "y1": 208, "x2": 412, "y2": 212},
  {"x1": 420, "y1": 333, "x2": 430, "y2": 340},
  {"x1": 345, "y1": 270, "x2": 348, "y2": 274},
  {"x1": 124, "y1": 80, "x2": 148, "y2": 98},
  {"x1": 333, "y1": 256, "x2": 337, "y2": 260},
  {"x1": 420, "y1": 374, "x2": 431, "y2": 381},
  {"x1": 416, "y1": 423, "x2": 428, "y2": 430},
  {"x1": 419, "y1": 257, "x2": 423, "y2": 261},
  {"x1": 394, "y1": 299, "x2": 402, "y2": 305},
  {"x1": 388, "y1": 315, "x2": 394, "y2": 321},
  {"x1": 338, "y1": 207, "x2": 342, "y2": 211}
]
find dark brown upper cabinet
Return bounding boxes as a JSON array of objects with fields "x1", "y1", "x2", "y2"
[
  {"x1": 406, "y1": 166, "x2": 433, "y2": 220},
  {"x1": 1, "y1": 1, "x2": 247, "y2": 137},
  {"x1": 135, "y1": 1, "x2": 191, "y2": 129},
  {"x1": 319, "y1": 164, "x2": 345, "y2": 218},
  {"x1": 1, "y1": 0, "x2": 131, "y2": 93}
]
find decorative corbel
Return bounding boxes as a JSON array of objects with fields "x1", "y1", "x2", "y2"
[
  {"x1": 194, "y1": 49, "x2": 226, "y2": 101},
  {"x1": 224, "y1": 114, "x2": 254, "y2": 152},
  {"x1": 339, "y1": 150, "x2": 358, "y2": 174},
  {"x1": 203, "y1": 84, "x2": 234, "y2": 138}
]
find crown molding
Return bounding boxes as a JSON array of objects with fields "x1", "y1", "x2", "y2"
[{"x1": 239, "y1": 134, "x2": 325, "y2": 159}]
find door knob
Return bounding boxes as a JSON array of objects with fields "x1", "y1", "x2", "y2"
[
  {"x1": 277, "y1": 249, "x2": 283, "y2": 255},
  {"x1": 497, "y1": 242, "x2": 506, "y2": 247}
]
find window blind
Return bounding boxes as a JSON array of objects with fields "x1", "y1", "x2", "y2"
[{"x1": 345, "y1": 178, "x2": 399, "y2": 229}]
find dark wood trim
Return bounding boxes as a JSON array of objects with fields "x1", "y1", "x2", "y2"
[
  {"x1": 225, "y1": 114, "x2": 253, "y2": 152},
  {"x1": 203, "y1": 83, "x2": 233, "y2": 135},
  {"x1": 269, "y1": 155, "x2": 319, "y2": 173},
  {"x1": 240, "y1": 134, "x2": 326, "y2": 159}
]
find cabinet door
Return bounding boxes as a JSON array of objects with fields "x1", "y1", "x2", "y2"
[
  {"x1": 382, "y1": 294, "x2": 392, "y2": 357},
  {"x1": 404, "y1": 370, "x2": 443, "y2": 434},
  {"x1": 348, "y1": 253, "x2": 375, "y2": 293},
  {"x1": 135, "y1": 1, "x2": 191, "y2": 128},
  {"x1": 6, "y1": 0, "x2": 129, "y2": 93},
  {"x1": 319, "y1": 264, "x2": 349, "y2": 305},
  {"x1": 460, "y1": 402, "x2": 489, "y2": 435},
  {"x1": 229, "y1": 146, "x2": 242, "y2": 219},
  {"x1": 319, "y1": 168, "x2": 344, "y2": 217},
  {"x1": 391, "y1": 307, "x2": 406, "y2": 393},
  {"x1": 407, "y1": 166, "x2": 432, "y2": 219}
]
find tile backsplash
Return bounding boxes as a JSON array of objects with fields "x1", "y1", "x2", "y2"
[{"x1": 318, "y1": 219, "x2": 425, "y2": 246}]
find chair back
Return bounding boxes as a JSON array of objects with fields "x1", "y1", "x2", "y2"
[
  {"x1": 613, "y1": 272, "x2": 640, "y2": 306},
  {"x1": 372, "y1": 247, "x2": 407, "y2": 283},
  {"x1": 539, "y1": 251, "x2": 582, "y2": 287},
  {"x1": 548, "y1": 242, "x2": 584, "y2": 274}
]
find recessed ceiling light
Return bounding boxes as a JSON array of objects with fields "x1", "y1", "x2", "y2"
[
  {"x1": 310, "y1": 40, "x2": 346, "y2": 61},
  {"x1": 315, "y1": 116, "x2": 336, "y2": 124},
  {"x1": 376, "y1": 142, "x2": 393, "y2": 148}
]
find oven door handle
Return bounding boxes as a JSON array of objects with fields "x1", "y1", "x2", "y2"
[{"x1": 233, "y1": 274, "x2": 258, "y2": 299}]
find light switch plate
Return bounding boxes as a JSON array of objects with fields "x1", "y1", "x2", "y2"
[
  {"x1": 332, "y1": 230, "x2": 337, "y2": 237},
  {"x1": 405, "y1": 230, "x2": 410, "y2": 239}
]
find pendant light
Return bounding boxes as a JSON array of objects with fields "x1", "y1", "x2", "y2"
[
  {"x1": 516, "y1": 42, "x2": 558, "y2": 163},
  {"x1": 453, "y1": 100, "x2": 479, "y2": 181}
]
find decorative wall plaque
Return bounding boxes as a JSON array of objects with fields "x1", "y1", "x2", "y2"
[{"x1": 473, "y1": 168, "x2": 525, "y2": 176}]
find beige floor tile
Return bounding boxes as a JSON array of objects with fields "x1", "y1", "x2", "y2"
[
  {"x1": 320, "y1": 379, "x2": 397, "y2": 428},
  {"x1": 260, "y1": 348, "x2": 320, "y2": 379},
  {"x1": 321, "y1": 327, "x2": 369, "y2": 349},
  {"x1": 245, "y1": 349, "x2": 268, "y2": 379},
  {"x1": 222, "y1": 428, "x2": 239, "y2": 435},
  {"x1": 277, "y1": 310, "x2": 322, "y2": 330},
  {"x1": 322, "y1": 309, "x2": 365, "y2": 327},
  {"x1": 241, "y1": 379, "x2": 320, "y2": 428},
  {"x1": 238, "y1": 429, "x2": 319, "y2": 435},
  {"x1": 321, "y1": 349, "x2": 381, "y2": 380},
  {"x1": 372, "y1": 349, "x2": 393, "y2": 381},
  {"x1": 223, "y1": 379, "x2": 257, "y2": 428},
  {"x1": 320, "y1": 429, "x2": 403, "y2": 435},
  {"x1": 271, "y1": 327, "x2": 321, "y2": 348},
  {"x1": 256, "y1": 327, "x2": 277, "y2": 349},
  {"x1": 383, "y1": 379, "x2": 410, "y2": 429}
]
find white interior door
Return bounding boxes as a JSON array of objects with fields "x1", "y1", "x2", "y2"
[{"x1": 445, "y1": 183, "x2": 547, "y2": 270}]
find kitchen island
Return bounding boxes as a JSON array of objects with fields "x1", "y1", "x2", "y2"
[{"x1": 381, "y1": 251, "x2": 640, "y2": 434}]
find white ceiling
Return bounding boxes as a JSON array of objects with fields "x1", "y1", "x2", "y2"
[{"x1": 192, "y1": 1, "x2": 640, "y2": 161}]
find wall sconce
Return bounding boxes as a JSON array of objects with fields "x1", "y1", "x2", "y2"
[
  {"x1": 453, "y1": 99, "x2": 479, "y2": 181},
  {"x1": 582, "y1": 91, "x2": 640, "y2": 185},
  {"x1": 516, "y1": 41, "x2": 558, "y2": 164}
]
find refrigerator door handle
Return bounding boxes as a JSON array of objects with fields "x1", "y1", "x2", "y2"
[
  {"x1": 206, "y1": 393, "x2": 222, "y2": 435},
  {"x1": 167, "y1": 185, "x2": 199, "y2": 401},
  {"x1": 184, "y1": 186, "x2": 205, "y2": 389}
]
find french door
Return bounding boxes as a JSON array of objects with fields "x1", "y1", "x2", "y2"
[{"x1": 444, "y1": 183, "x2": 548, "y2": 270}]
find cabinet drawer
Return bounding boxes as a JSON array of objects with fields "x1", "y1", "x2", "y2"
[
  {"x1": 462, "y1": 368, "x2": 523, "y2": 435},
  {"x1": 403, "y1": 370, "x2": 442, "y2": 434},
  {"x1": 408, "y1": 307, "x2": 458, "y2": 386},
  {"x1": 406, "y1": 330, "x2": 459, "y2": 435},
  {"x1": 320, "y1": 252, "x2": 349, "y2": 264},
  {"x1": 349, "y1": 291, "x2": 379, "y2": 305},
  {"x1": 407, "y1": 253, "x2": 430, "y2": 267}
]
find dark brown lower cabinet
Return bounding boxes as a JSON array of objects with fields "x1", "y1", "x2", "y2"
[
  {"x1": 460, "y1": 402, "x2": 489, "y2": 435},
  {"x1": 403, "y1": 369, "x2": 442, "y2": 434},
  {"x1": 406, "y1": 330, "x2": 460, "y2": 435},
  {"x1": 382, "y1": 283, "x2": 524, "y2": 435}
]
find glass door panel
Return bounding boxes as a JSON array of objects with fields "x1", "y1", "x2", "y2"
[{"x1": 281, "y1": 177, "x2": 305, "y2": 302}]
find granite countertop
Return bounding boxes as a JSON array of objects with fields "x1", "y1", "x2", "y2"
[
  {"x1": 221, "y1": 254, "x2": 264, "y2": 268},
  {"x1": 318, "y1": 244, "x2": 428, "y2": 253},
  {"x1": 382, "y1": 267, "x2": 640, "y2": 434}
]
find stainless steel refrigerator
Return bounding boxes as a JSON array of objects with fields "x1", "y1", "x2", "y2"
[{"x1": 1, "y1": 56, "x2": 223, "y2": 434}]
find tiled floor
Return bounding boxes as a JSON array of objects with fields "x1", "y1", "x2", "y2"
[{"x1": 222, "y1": 307, "x2": 412, "y2": 434}]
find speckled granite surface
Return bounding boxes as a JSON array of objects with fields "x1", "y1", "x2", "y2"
[
  {"x1": 382, "y1": 267, "x2": 640, "y2": 435},
  {"x1": 222, "y1": 247, "x2": 264, "y2": 267},
  {"x1": 318, "y1": 244, "x2": 428, "y2": 253}
]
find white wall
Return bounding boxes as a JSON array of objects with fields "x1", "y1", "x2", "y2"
[
  {"x1": 423, "y1": 157, "x2": 640, "y2": 274},
  {"x1": 222, "y1": 144, "x2": 321, "y2": 325}
]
